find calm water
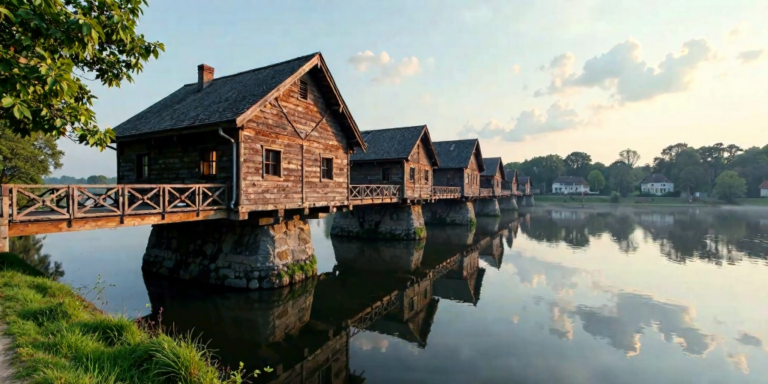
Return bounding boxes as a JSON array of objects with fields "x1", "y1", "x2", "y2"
[{"x1": 40, "y1": 207, "x2": 768, "y2": 383}]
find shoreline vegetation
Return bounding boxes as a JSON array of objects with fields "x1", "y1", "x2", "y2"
[
  {"x1": 0, "y1": 252, "x2": 269, "y2": 384},
  {"x1": 532, "y1": 195, "x2": 768, "y2": 208}
]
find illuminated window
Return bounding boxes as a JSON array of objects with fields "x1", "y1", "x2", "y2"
[{"x1": 199, "y1": 149, "x2": 216, "y2": 176}]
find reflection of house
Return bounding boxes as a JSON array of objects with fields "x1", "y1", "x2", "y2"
[
  {"x1": 480, "y1": 234, "x2": 504, "y2": 269},
  {"x1": 552, "y1": 176, "x2": 589, "y2": 194},
  {"x1": 433, "y1": 252, "x2": 486, "y2": 306},
  {"x1": 551, "y1": 210, "x2": 588, "y2": 221},
  {"x1": 331, "y1": 237, "x2": 424, "y2": 272},
  {"x1": 350, "y1": 125, "x2": 440, "y2": 201},
  {"x1": 367, "y1": 278, "x2": 440, "y2": 348},
  {"x1": 639, "y1": 213, "x2": 674, "y2": 226},
  {"x1": 640, "y1": 174, "x2": 674, "y2": 195},
  {"x1": 760, "y1": 180, "x2": 768, "y2": 197}
]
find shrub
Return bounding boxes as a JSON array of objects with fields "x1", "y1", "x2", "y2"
[{"x1": 609, "y1": 192, "x2": 620, "y2": 203}]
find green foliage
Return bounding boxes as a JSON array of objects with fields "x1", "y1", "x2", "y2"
[
  {"x1": 587, "y1": 170, "x2": 606, "y2": 192},
  {"x1": 9, "y1": 235, "x2": 64, "y2": 279},
  {"x1": 469, "y1": 217, "x2": 477, "y2": 229},
  {"x1": 0, "y1": 0, "x2": 165, "y2": 150},
  {"x1": 87, "y1": 174, "x2": 109, "y2": 184},
  {"x1": 618, "y1": 149, "x2": 641, "y2": 168},
  {"x1": 0, "y1": 121, "x2": 64, "y2": 184},
  {"x1": 278, "y1": 255, "x2": 317, "y2": 280},
  {"x1": 0, "y1": 269, "x2": 269, "y2": 383},
  {"x1": 609, "y1": 192, "x2": 620, "y2": 203},
  {"x1": 713, "y1": 170, "x2": 747, "y2": 202},
  {"x1": 0, "y1": 252, "x2": 46, "y2": 277},
  {"x1": 515, "y1": 154, "x2": 565, "y2": 192},
  {"x1": 609, "y1": 162, "x2": 637, "y2": 197},
  {"x1": 414, "y1": 226, "x2": 426, "y2": 239},
  {"x1": 563, "y1": 151, "x2": 592, "y2": 178},
  {"x1": 45, "y1": 174, "x2": 118, "y2": 184}
]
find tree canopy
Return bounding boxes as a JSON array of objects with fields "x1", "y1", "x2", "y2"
[
  {"x1": 712, "y1": 171, "x2": 747, "y2": 202},
  {"x1": 587, "y1": 170, "x2": 605, "y2": 192},
  {"x1": 0, "y1": 121, "x2": 63, "y2": 184},
  {"x1": 563, "y1": 151, "x2": 592, "y2": 179},
  {"x1": 0, "y1": 0, "x2": 164, "y2": 150}
]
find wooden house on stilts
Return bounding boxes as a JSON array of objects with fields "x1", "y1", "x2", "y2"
[{"x1": 431, "y1": 139, "x2": 486, "y2": 198}]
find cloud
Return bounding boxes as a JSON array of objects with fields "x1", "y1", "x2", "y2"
[
  {"x1": 534, "y1": 39, "x2": 716, "y2": 103},
  {"x1": 348, "y1": 50, "x2": 424, "y2": 84},
  {"x1": 461, "y1": 101, "x2": 584, "y2": 142},
  {"x1": 735, "y1": 331, "x2": 763, "y2": 348},
  {"x1": 420, "y1": 93, "x2": 432, "y2": 103},
  {"x1": 728, "y1": 23, "x2": 748, "y2": 39},
  {"x1": 512, "y1": 64, "x2": 522, "y2": 74},
  {"x1": 736, "y1": 49, "x2": 765, "y2": 64}
]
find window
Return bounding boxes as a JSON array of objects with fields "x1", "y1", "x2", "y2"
[
  {"x1": 409, "y1": 297, "x2": 416, "y2": 312},
  {"x1": 423, "y1": 169, "x2": 429, "y2": 184},
  {"x1": 423, "y1": 288, "x2": 429, "y2": 299},
  {"x1": 317, "y1": 365, "x2": 332, "y2": 384},
  {"x1": 136, "y1": 154, "x2": 149, "y2": 180},
  {"x1": 298, "y1": 80, "x2": 309, "y2": 100},
  {"x1": 409, "y1": 167, "x2": 415, "y2": 182},
  {"x1": 447, "y1": 171, "x2": 455, "y2": 184},
  {"x1": 321, "y1": 157, "x2": 333, "y2": 180},
  {"x1": 382, "y1": 167, "x2": 391, "y2": 182},
  {"x1": 264, "y1": 149, "x2": 282, "y2": 177},
  {"x1": 199, "y1": 149, "x2": 217, "y2": 176}
]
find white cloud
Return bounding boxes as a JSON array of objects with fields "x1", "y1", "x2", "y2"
[
  {"x1": 461, "y1": 101, "x2": 584, "y2": 142},
  {"x1": 512, "y1": 64, "x2": 522, "y2": 74},
  {"x1": 348, "y1": 51, "x2": 424, "y2": 84},
  {"x1": 736, "y1": 49, "x2": 765, "y2": 64},
  {"x1": 534, "y1": 39, "x2": 717, "y2": 103},
  {"x1": 728, "y1": 23, "x2": 748, "y2": 39}
]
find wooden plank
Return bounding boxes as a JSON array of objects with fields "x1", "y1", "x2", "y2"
[{"x1": 8, "y1": 210, "x2": 229, "y2": 237}]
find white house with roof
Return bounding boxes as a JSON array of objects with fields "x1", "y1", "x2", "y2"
[
  {"x1": 552, "y1": 176, "x2": 589, "y2": 194},
  {"x1": 760, "y1": 180, "x2": 768, "y2": 197},
  {"x1": 640, "y1": 174, "x2": 674, "y2": 195}
]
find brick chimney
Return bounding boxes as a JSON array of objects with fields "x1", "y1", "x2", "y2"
[{"x1": 197, "y1": 64, "x2": 214, "y2": 91}]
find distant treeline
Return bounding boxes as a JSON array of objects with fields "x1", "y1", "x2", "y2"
[{"x1": 43, "y1": 175, "x2": 118, "y2": 185}]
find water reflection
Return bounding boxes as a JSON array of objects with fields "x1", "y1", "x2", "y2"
[{"x1": 9, "y1": 235, "x2": 65, "y2": 279}]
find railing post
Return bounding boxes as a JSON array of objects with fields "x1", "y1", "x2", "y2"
[
  {"x1": 1, "y1": 185, "x2": 10, "y2": 253},
  {"x1": 70, "y1": 185, "x2": 77, "y2": 219}
]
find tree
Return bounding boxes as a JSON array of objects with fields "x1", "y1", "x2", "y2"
[
  {"x1": 671, "y1": 148, "x2": 708, "y2": 195},
  {"x1": 712, "y1": 171, "x2": 747, "y2": 202},
  {"x1": 563, "y1": 151, "x2": 592, "y2": 178},
  {"x1": 87, "y1": 174, "x2": 108, "y2": 184},
  {"x1": 587, "y1": 170, "x2": 605, "y2": 192},
  {"x1": 0, "y1": 1, "x2": 165, "y2": 150},
  {"x1": 9, "y1": 235, "x2": 64, "y2": 279},
  {"x1": 519, "y1": 155, "x2": 565, "y2": 192},
  {"x1": 504, "y1": 161, "x2": 522, "y2": 172},
  {"x1": 728, "y1": 147, "x2": 768, "y2": 197},
  {"x1": 609, "y1": 161, "x2": 637, "y2": 197},
  {"x1": 0, "y1": 121, "x2": 63, "y2": 184},
  {"x1": 618, "y1": 149, "x2": 641, "y2": 168}
]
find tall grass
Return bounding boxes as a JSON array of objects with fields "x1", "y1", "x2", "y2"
[{"x1": 0, "y1": 263, "x2": 270, "y2": 383}]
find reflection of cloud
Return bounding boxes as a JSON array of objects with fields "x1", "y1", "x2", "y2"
[
  {"x1": 354, "y1": 332, "x2": 390, "y2": 352},
  {"x1": 735, "y1": 331, "x2": 763, "y2": 348},
  {"x1": 548, "y1": 302, "x2": 575, "y2": 340},
  {"x1": 727, "y1": 353, "x2": 750, "y2": 374},
  {"x1": 511, "y1": 315, "x2": 520, "y2": 324}
]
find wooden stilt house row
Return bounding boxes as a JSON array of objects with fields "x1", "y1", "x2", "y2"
[
  {"x1": 504, "y1": 169, "x2": 519, "y2": 195},
  {"x1": 480, "y1": 157, "x2": 506, "y2": 196},
  {"x1": 518, "y1": 176, "x2": 532, "y2": 195},
  {"x1": 349, "y1": 125, "x2": 440, "y2": 201},
  {"x1": 112, "y1": 52, "x2": 367, "y2": 217},
  {"x1": 432, "y1": 139, "x2": 486, "y2": 198}
]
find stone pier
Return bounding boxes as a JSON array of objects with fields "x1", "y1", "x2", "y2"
[
  {"x1": 142, "y1": 218, "x2": 317, "y2": 290},
  {"x1": 498, "y1": 196, "x2": 518, "y2": 211},
  {"x1": 518, "y1": 194, "x2": 535, "y2": 207},
  {"x1": 331, "y1": 204, "x2": 426, "y2": 240},
  {"x1": 474, "y1": 198, "x2": 501, "y2": 217},
  {"x1": 422, "y1": 200, "x2": 476, "y2": 226}
]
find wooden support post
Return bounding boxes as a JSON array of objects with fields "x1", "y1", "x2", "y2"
[{"x1": 1, "y1": 186, "x2": 9, "y2": 253}]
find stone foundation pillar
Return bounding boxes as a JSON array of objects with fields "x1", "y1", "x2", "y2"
[
  {"x1": 422, "y1": 200, "x2": 476, "y2": 226},
  {"x1": 142, "y1": 218, "x2": 317, "y2": 290},
  {"x1": 1, "y1": 189, "x2": 9, "y2": 253},
  {"x1": 524, "y1": 195, "x2": 535, "y2": 207},
  {"x1": 331, "y1": 204, "x2": 426, "y2": 240},
  {"x1": 474, "y1": 198, "x2": 501, "y2": 217},
  {"x1": 498, "y1": 196, "x2": 518, "y2": 211}
]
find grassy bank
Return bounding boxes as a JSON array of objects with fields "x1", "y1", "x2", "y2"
[
  {"x1": 0, "y1": 252, "x2": 266, "y2": 384},
  {"x1": 534, "y1": 195, "x2": 768, "y2": 207}
]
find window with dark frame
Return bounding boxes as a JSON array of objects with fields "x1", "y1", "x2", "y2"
[
  {"x1": 199, "y1": 149, "x2": 217, "y2": 176},
  {"x1": 382, "y1": 167, "x2": 391, "y2": 182},
  {"x1": 317, "y1": 365, "x2": 332, "y2": 384},
  {"x1": 136, "y1": 154, "x2": 149, "y2": 180},
  {"x1": 423, "y1": 288, "x2": 428, "y2": 299},
  {"x1": 298, "y1": 80, "x2": 309, "y2": 101},
  {"x1": 423, "y1": 169, "x2": 429, "y2": 184},
  {"x1": 264, "y1": 149, "x2": 282, "y2": 177},
  {"x1": 409, "y1": 167, "x2": 415, "y2": 182},
  {"x1": 321, "y1": 157, "x2": 333, "y2": 180}
]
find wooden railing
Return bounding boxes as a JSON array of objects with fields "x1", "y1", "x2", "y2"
[
  {"x1": 349, "y1": 184, "x2": 401, "y2": 200},
  {"x1": 479, "y1": 188, "x2": 493, "y2": 197},
  {"x1": 432, "y1": 186, "x2": 462, "y2": 199},
  {"x1": 1, "y1": 184, "x2": 228, "y2": 222}
]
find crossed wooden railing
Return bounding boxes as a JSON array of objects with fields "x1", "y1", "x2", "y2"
[
  {"x1": 432, "y1": 186, "x2": 462, "y2": 199},
  {"x1": 349, "y1": 184, "x2": 401, "y2": 200},
  {"x1": 479, "y1": 188, "x2": 493, "y2": 197},
  {"x1": 1, "y1": 184, "x2": 228, "y2": 222}
]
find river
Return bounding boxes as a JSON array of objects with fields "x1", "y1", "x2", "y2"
[{"x1": 40, "y1": 207, "x2": 768, "y2": 383}]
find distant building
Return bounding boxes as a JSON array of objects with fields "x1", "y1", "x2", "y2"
[
  {"x1": 517, "y1": 175, "x2": 531, "y2": 195},
  {"x1": 432, "y1": 139, "x2": 486, "y2": 197},
  {"x1": 480, "y1": 157, "x2": 506, "y2": 196},
  {"x1": 640, "y1": 174, "x2": 674, "y2": 196},
  {"x1": 504, "y1": 169, "x2": 519, "y2": 195},
  {"x1": 760, "y1": 180, "x2": 768, "y2": 197},
  {"x1": 552, "y1": 176, "x2": 589, "y2": 194}
]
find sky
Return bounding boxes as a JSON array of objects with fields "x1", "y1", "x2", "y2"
[{"x1": 55, "y1": 0, "x2": 768, "y2": 177}]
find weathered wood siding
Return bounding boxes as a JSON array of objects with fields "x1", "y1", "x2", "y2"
[
  {"x1": 465, "y1": 152, "x2": 481, "y2": 196},
  {"x1": 117, "y1": 130, "x2": 235, "y2": 184},
  {"x1": 481, "y1": 165, "x2": 504, "y2": 195},
  {"x1": 433, "y1": 168, "x2": 465, "y2": 193},
  {"x1": 405, "y1": 139, "x2": 433, "y2": 199},
  {"x1": 240, "y1": 73, "x2": 350, "y2": 212},
  {"x1": 350, "y1": 161, "x2": 404, "y2": 185}
]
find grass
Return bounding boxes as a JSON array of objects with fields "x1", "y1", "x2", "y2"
[
  {"x1": 535, "y1": 195, "x2": 768, "y2": 207},
  {"x1": 734, "y1": 197, "x2": 768, "y2": 206},
  {"x1": 0, "y1": 254, "x2": 271, "y2": 384}
]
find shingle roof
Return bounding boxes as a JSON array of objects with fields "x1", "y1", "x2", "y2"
[
  {"x1": 640, "y1": 174, "x2": 672, "y2": 184},
  {"x1": 351, "y1": 125, "x2": 438, "y2": 165},
  {"x1": 432, "y1": 139, "x2": 485, "y2": 172},
  {"x1": 112, "y1": 52, "x2": 366, "y2": 150},
  {"x1": 760, "y1": 180, "x2": 768, "y2": 189},
  {"x1": 481, "y1": 157, "x2": 504, "y2": 179},
  {"x1": 554, "y1": 176, "x2": 588, "y2": 185},
  {"x1": 518, "y1": 176, "x2": 530, "y2": 184},
  {"x1": 505, "y1": 170, "x2": 517, "y2": 181}
]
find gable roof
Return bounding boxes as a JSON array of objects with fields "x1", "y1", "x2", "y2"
[
  {"x1": 113, "y1": 52, "x2": 366, "y2": 151},
  {"x1": 553, "y1": 176, "x2": 589, "y2": 185},
  {"x1": 505, "y1": 169, "x2": 518, "y2": 182},
  {"x1": 518, "y1": 176, "x2": 531, "y2": 184},
  {"x1": 760, "y1": 180, "x2": 768, "y2": 189},
  {"x1": 432, "y1": 139, "x2": 485, "y2": 172},
  {"x1": 640, "y1": 174, "x2": 672, "y2": 184},
  {"x1": 351, "y1": 125, "x2": 439, "y2": 166},
  {"x1": 481, "y1": 157, "x2": 506, "y2": 179}
]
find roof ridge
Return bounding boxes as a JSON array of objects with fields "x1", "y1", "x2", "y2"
[
  {"x1": 359, "y1": 125, "x2": 426, "y2": 133},
  {"x1": 434, "y1": 139, "x2": 477, "y2": 144},
  {"x1": 181, "y1": 52, "x2": 320, "y2": 86}
]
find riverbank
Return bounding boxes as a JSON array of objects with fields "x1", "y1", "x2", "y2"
[
  {"x1": 0, "y1": 252, "x2": 264, "y2": 384},
  {"x1": 534, "y1": 195, "x2": 768, "y2": 208}
]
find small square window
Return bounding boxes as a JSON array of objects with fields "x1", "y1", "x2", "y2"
[
  {"x1": 321, "y1": 157, "x2": 333, "y2": 180},
  {"x1": 409, "y1": 167, "x2": 415, "y2": 182},
  {"x1": 136, "y1": 154, "x2": 149, "y2": 180},
  {"x1": 382, "y1": 167, "x2": 391, "y2": 182},
  {"x1": 264, "y1": 149, "x2": 282, "y2": 177},
  {"x1": 199, "y1": 149, "x2": 217, "y2": 176},
  {"x1": 298, "y1": 80, "x2": 309, "y2": 101}
]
